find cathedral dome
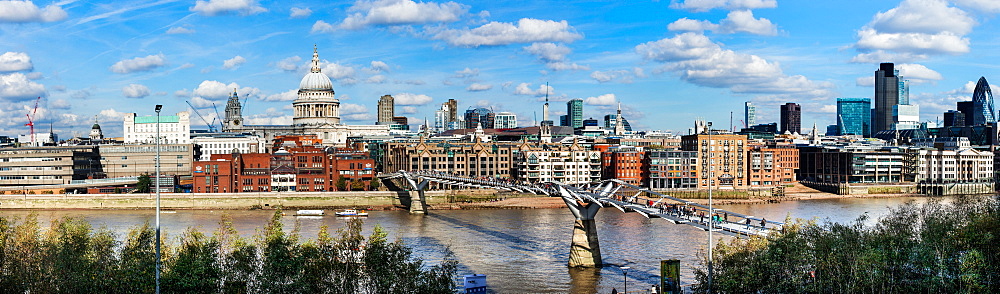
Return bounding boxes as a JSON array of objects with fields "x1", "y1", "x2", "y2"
[
  {"x1": 298, "y1": 45, "x2": 334, "y2": 91},
  {"x1": 300, "y1": 72, "x2": 333, "y2": 91}
]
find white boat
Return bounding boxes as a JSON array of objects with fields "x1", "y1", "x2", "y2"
[
  {"x1": 296, "y1": 209, "x2": 325, "y2": 216},
  {"x1": 335, "y1": 209, "x2": 369, "y2": 217}
]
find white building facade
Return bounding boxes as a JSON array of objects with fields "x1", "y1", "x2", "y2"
[
  {"x1": 495, "y1": 112, "x2": 517, "y2": 129},
  {"x1": 191, "y1": 135, "x2": 267, "y2": 161},
  {"x1": 517, "y1": 148, "x2": 601, "y2": 184},
  {"x1": 123, "y1": 111, "x2": 191, "y2": 144}
]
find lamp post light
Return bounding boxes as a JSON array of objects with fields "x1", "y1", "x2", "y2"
[
  {"x1": 707, "y1": 121, "x2": 714, "y2": 293},
  {"x1": 621, "y1": 266, "x2": 631, "y2": 293},
  {"x1": 154, "y1": 104, "x2": 162, "y2": 294}
]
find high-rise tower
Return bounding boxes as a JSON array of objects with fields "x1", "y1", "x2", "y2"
[
  {"x1": 971, "y1": 76, "x2": 996, "y2": 125},
  {"x1": 837, "y1": 98, "x2": 871, "y2": 136},
  {"x1": 874, "y1": 63, "x2": 899, "y2": 134},
  {"x1": 780, "y1": 103, "x2": 801, "y2": 134},
  {"x1": 744, "y1": 101, "x2": 756, "y2": 127},
  {"x1": 567, "y1": 98, "x2": 583, "y2": 128},
  {"x1": 377, "y1": 94, "x2": 394, "y2": 125}
]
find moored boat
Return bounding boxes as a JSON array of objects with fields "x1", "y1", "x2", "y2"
[
  {"x1": 335, "y1": 209, "x2": 369, "y2": 217},
  {"x1": 296, "y1": 209, "x2": 325, "y2": 216}
]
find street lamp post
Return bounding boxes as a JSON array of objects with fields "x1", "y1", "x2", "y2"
[
  {"x1": 621, "y1": 266, "x2": 631, "y2": 293},
  {"x1": 154, "y1": 104, "x2": 162, "y2": 294},
  {"x1": 707, "y1": 121, "x2": 714, "y2": 293}
]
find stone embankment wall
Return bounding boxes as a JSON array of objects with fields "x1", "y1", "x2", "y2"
[{"x1": 0, "y1": 189, "x2": 526, "y2": 210}]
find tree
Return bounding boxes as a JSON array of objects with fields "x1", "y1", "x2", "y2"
[
  {"x1": 336, "y1": 177, "x2": 348, "y2": 191},
  {"x1": 351, "y1": 181, "x2": 365, "y2": 191},
  {"x1": 136, "y1": 174, "x2": 152, "y2": 193},
  {"x1": 369, "y1": 179, "x2": 381, "y2": 191}
]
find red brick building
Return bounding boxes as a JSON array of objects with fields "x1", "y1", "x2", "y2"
[
  {"x1": 192, "y1": 135, "x2": 375, "y2": 193},
  {"x1": 598, "y1": 145, "x2": 648, "y2": 186}
]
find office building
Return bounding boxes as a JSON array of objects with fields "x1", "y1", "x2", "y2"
[
  {"x1": 837, "y1": 98, "x2": 871, "y2": 137},
  {"x1": 745, "y1": 101, "x2": 756, "y2": 127},
  {"x1": 779, "y1": 103, "x2": 801, "y2": 134},
  {"x1": 464, "y1": 108, "x2": 495, "y2": 129},
  {"x1": 957, "y1": 101, "x2": 974, "y2": 126},
  {"x1": 495, "y1": 112, "x2": 517, "y2": 129},
  {"x1": 971, "y1": 77, "x2": 996, "y2": 125},
  {"x1": 124, "y1": 111, "x2": 191, "y2": 144},
  {"x1": 874, "y1": 63, "x2": 900, "y2": 133},
  {"x1": 898, "y1": 80, "x2": 909, "y2": 105},
  {"x1": 893, "y1": 104, "x2": 920, "y2": 130},
  {"x1": 377, "y1": 95, "x2": 394, "y2": 125},
  {"x1": 603, "y1": 114, "x2": 632, "y2": 132},
  {"x1": 567, "y1": 99, "x2": 584, "y2": 128},
  {"x1": 944, "y1": 110, "x2": 965, "y2": 127},
  {"x1": 680, "y1": 133, "x2": 749, "y2": 189}
]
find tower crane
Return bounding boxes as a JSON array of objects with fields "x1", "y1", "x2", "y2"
[
  {"x1": 185, "y1": 101, "x2": 218, "y2": 132},
  {"x1": 25, "y1": 97, "x2": 40, "y2": 146}
]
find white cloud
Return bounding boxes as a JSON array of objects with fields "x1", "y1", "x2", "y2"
[
  {"x1": 394, "y1": 93, "x2": 434, "y2": 105},
  {"x1": 321, "y1": 62, "x2": 357, "y2": 81},
  {"x1": 667, "y1": 10, "x2": 777, "y2": 36},
  {"x1": 0, "y1": 52, "x2": 33, "y2": 72},
  {"x1": 366, "y1": 75, "x2": 387, "y2": 84},
  {"x1": 166, "y1": 27, "x2": 195, "y2": 34},
  {"x1": 244, "y1": 107, "x2": 292, "y2": 125},
  {"x1": 467, "y1": 83, "x2": 493, "y2": 91},
  {"x1": 897, "y1": 63, "x2": 943, "y2": 81},
  {"x1": 122, "y1": 84, "x2": 151, "y2": 98},
  {"x1": 523, "y1": 42, "x2": 570, "y2": 62},
  {"x1": 0, "y1": 1, "x2": 68, "y2": 23},
  {"x1": 50, "y1": 99, "x2": 70, "y2": 109},
  {"x1": 635, "y1": 32, "x2": 834, "y2": 97},
  {"x1": 853, "y1": 0, "x2": 975, "y2": 61},
  {"x1": 584, "y1": 94, "x2": 616, "y2": 106},
  {"x1": 338, "y1": 0, "x2": 467, "y2": 30},
  {"x1": 856, "y1": 76, "x2": 874, "y2": 87},
  {"x1": 263, "y1": 89, "x2": 297, "y2": 101},
  {"x1": 100, "y1": 109, "x2": 128, "y2": 122},
  {"x1": 399, "y1": 79, "x2": 426, "y2": 85},
  {"x1": 110, "y1": 54, "x2": 166, "y2": 74},
  {"x1": 340, "y1": 103, "x2": 369, "y2": 114},
  {"x1": 454, "y1": 67, "x2": 479, "y2": 78},
  {"x1": 369, "y1": 60, "x2": 389, "y2": 72},
  {"x1": 954, "y1": 0, "x2": 1000, "y2": 13},
  {"x1": 513, "y1": 83, "x2": 554, "y2": 96},
  {"x1": 400, "y1": 106, "x2": 418, "y2": 114},
  {"x1": 0, "y1": 73, "x2": 45, "y2": 101},
  {"x1": 435, "y1": 18, "x2": 582, "y2": 47},
  {"x1": 290, "y1": 7, "x2": 312, "y2": 18},
  {"x1": 591, "y1": 71, "x2": 615, "y2": 83},
  {"x1": 670, "y1": 0, "x2": 777, "y2": 12},
  {"x1": 71, "y1": 89, "x2": 92, "y2": 99},
  {"x1": 191, "y1": 0, "x2": 267, "y2": 16},
  {"x1": 192, "y1": 80, "x2": 258, "y2": 100},
  {"x1": 311, "y1": 20, "x2": 336, "y2": 33},
  {"x1": 850, "y1": 51, "x2": 928, "y2": 63},
  {"x1": 222, "y1": 55, "x2": 246, "y2": 69},
  {"x1": 275, "y1": 56, "x2": 301, "y2": 71}
]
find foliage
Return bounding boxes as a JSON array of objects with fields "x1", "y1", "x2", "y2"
[
  {"x1": 336, "y1": 177, "x2": 348, "y2": 191},
  {"x1": 694, "y1": 196, "x2": 1000, "y2": 293},
  {"x1": 0, "y1": 211, "x2": 458, "y2": 293},
  {"x1": 136, "y1": 174, "x2": 152, "y2": 193},
  {"x1": 370, "y1": 179, "x2": 381, "y2": 191},
  {"x1": 351, "y1": 181, "x2": 366, "y2": 191}
]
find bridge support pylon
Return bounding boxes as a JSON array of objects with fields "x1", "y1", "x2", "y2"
[
  {"x1": 400, "y1": 173, "x2": 429, "y2": 214},
  {"x1": 561, "y1": 187, "x2": 602, "y2": 267}
]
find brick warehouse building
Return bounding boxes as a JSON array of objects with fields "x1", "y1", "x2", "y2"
[{"x1": 193, "y1": 136, "x2": 374, "y2": 193}]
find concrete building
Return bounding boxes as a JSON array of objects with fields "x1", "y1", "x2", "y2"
[
  {"x1": 191, "y1": 133, "x2": 267, "y2": 161},
  {"x1": 124, "y1": 111, "x2": 191, "y2": 144},
  {"x1": 798, "y1": 146, "x2": 916, "y2": 184},
  {"x1": 874, "y1": 63, "x2": 900, "y2": 134},
  {"x1": 98, "y1": 144, "x2": 195, "y2": 178},
  {"x1": 0, "y1": 146, "x2": 100, "y2": 187},
  {"x1": 915, "y1": 148, "x2": 993, "y2": 182},
  {"x1": 377, "y1": 94, "x2": 394, "y2": 125},
  {"x1": 780, "y1": 103, "x2": 801, "y2": 134},
  {"x1": 892, "y1": 104, "x2": 920, "y2": 130},
  {"x1": 647, "y1": 150, "x2": 698, "y2": 189}
]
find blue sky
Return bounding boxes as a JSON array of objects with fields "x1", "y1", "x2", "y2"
[{"x1": 2, "y1": 0, "x2": 1000, "y2": 138}]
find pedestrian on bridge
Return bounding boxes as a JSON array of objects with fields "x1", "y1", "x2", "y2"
[
  {"x1": 724, "y1": 212, "x2": 729, "y2": 223},
  {"x1": 760, "y1": 218, "x2": 767, "y2": 229}
]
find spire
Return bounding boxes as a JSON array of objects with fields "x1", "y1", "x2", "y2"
[{"x1": 310, "y1": 44, "x2": 321, "y2": 73}]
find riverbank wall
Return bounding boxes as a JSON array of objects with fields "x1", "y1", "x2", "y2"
[{"x1": 0, "y1": 189, "x2": 538, "y2": 210}]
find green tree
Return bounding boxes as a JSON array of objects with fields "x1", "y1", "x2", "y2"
[
  {"x1": 336, "y1": 177, "x2": 348, "y2": 191},
  {"x1": 369, "y1": 178, "x2": 381, "y2": 191},
  {"x1": 163, "y1": 228, "x2": 220, "y2": 293},
  {"x1": 136, "y1": 174, "x2": 152, "y2": 193}
]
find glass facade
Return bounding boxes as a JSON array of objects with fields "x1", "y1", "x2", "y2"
[
  {"x1": 972, "y1": 77, "x2": 996, "y2": 125},
  {"x1": 567, "y1": 99, "x2": 584, "y2": 128},
  {"x1": 837, "y1": 98, "x2": 871, "y2": 137}
]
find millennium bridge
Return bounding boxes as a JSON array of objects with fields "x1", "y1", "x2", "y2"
[{"x1": 379, "y1": 170, "x2": 784, "y2": 267}]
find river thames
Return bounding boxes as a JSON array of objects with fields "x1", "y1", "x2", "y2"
[{"x1": 3, "y1": 196, "x2": 939, "y2": 293}]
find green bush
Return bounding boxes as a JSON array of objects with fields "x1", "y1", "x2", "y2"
[
  {"x1": 694, "y1": 196, "x2": 1000, "y2": 293},
  {"x1": 0, "y1": 211, "x2": 458, "y2": 293}
]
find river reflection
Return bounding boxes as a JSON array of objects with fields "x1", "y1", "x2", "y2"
[{"x1": 0, "y1": 196, "x2": 943, "y2": 293}]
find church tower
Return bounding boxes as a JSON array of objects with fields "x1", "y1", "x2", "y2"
[
  {"x1": 292, "y1": 45, "x2": 340, "y2": 126},
  {"x1": 224, "y1": 88, "x2": 242, "y2": 131},
  {"x1": 89, "y1": 115, "x2": 103, "y2": 141}
]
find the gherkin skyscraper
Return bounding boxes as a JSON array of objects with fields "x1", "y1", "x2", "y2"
[{"x1": 972, "y1": 76, "x2": 996, "y2": 125}]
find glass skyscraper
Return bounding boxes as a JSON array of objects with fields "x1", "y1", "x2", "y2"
[
  {"x1": 874, "y1": 63, "x2": 899, "y2": 134},
  {"x1": 745, "y1": 101, "x2": 756, "y2": 127},
  {"x1": 971, "y1": 76, "x2": 996, "y2": 125},
  {"x1": 837, "y1": 98, "x2": 871, "y2": 137},
  {"x1": 566, "y1": 99, "x2": 584, "y2": 128}
]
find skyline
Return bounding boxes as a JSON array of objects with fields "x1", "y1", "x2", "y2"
[{"x1": 2, "y1": 0, "x2": 1000, "y2": 138}]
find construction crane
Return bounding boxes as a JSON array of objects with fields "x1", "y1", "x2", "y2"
[
  {"x1": 211, "y1": 103, "x2": 224, "y2": 131},
  {"x1": 185, "y1": 101, "x2": 218, "y2": 132},
  {"x1": 25, "y1": 97, "x2": 40, "y2": 146}
]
